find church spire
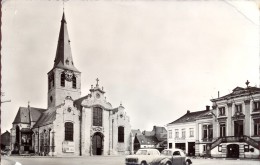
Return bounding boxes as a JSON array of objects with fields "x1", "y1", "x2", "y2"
[{"x1": 53, "y1": 12, "x2": 79, "y2": 72}]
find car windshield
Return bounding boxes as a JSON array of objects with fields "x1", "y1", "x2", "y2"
[
  {"x1": 161, "y1": 150, "x2": 171, "y2": 156},
  {"x1": 136, "y1": 150, "x2": 148, "y2": 155}
]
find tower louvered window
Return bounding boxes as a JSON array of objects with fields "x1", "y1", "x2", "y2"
[
  {"x1": 118, "y1": 126, "x2": 124, "y2": 143},
  {"x1": 61, "y1": 73, "x2": 65, "y2": 87},
  {"x1": 72, "y1": 75, "x2": 76, "y2": 89},
  {"x1": 65, "y1": 122, "x2": 73, "y2": 141},
  {"x1": 93, "y1": 107, "x2": 102, "y2": 126}
]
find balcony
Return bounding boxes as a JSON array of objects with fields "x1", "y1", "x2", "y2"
[
  {"x1": 232, "y1": 112, "x2": 245, "y2": 120},
  {"x1": 202, "y1": 138, "x2": 213, "y2": 142}
]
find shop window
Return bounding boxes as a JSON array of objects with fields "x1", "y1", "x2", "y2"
[{"x1": 169, "y1": 143, "x2": 172, "y2": 149}]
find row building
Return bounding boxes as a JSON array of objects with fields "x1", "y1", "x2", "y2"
[{"x1": 167, "y1": 83, "x2": 260, "y2": 158}]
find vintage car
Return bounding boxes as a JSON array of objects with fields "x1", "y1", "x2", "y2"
[
  {"x1": 150, "y1": 149, "x2": 192, "y2": 165},
  {"x1": 125, "y1": 148, "x2": 161, "y2": 165}
]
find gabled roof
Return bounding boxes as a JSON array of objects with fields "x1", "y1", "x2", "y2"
[
  {"x1": 12, "y1": 107, "x2": 46, "y2": 124},
  {"x1": 52, "y1": 12, "x2": 79, "y2": 73},
  {"x1": 211, "y1": 86, "x2": 260, "y2": 102},
  {"x1": 168, "y1": 110, "x2": 209, "y2": 125},
  {"x1": 131, "y1": 129, "x2": 142, "y2": 136},
  {"x1": 134, "y1": 134, "x2": 160, "y2": 145},
  {"x1": 33, "y1": 105, "x2": 61, "y2": 128}
]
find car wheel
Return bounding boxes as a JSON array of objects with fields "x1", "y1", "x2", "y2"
[
  {"x1": 186, "y1": 161, "x2": 190, "y2": 165},
  {"x1": 141, "y1": 161, "x2": 147, "y2": 165},
  {"x1": 165, "y1": 161, "x2": 171, "y2": 165}
]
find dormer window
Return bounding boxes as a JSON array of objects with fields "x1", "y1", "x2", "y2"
[{"x1": 219, "y1": 107, "x2": 225, "y2": 116}]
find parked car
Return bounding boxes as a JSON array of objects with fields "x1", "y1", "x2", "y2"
[
  {"x1": 150, "y1": 149, "x2": 192, "y2": 165},
  {"x1": 125, "y1": 148, "x2": 161, "y2": 165},
  {"x1": 1, "y1": 148, "x2": 11, "y2": 156},
  {"x1": 1, "y1": 156, "x2": 22, "y2": 165}
]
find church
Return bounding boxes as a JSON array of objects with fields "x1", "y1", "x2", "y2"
[{"x1": 10, "y1": 12, "x2": 132, "y2": 156}]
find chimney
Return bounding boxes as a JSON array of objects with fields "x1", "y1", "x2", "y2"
[
  {"x1": 206, "y1": 105, "x2": 210, "y2": 111},
  {"x1": 218, "y1": 91, "x2": 220, "y2": 98},
  {"x1": 187, "y1": 110, "x2": 190, "y2": 114}
]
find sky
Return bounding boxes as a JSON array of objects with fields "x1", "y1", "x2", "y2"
[{"x1": 1, "y1": 0, "x2": 259, "y2": 133}]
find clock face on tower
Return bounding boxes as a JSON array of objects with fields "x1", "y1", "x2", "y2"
[{"x1": 96, "y1": 93, "x2": 100, "y2": 98}]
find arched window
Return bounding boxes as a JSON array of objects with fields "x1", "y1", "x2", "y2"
[
  {"x1": 93, "y1": 107, "x2": 102, "y2": 126},
  {"x1": 61, "y1": 73, "x2": 65, "y2": 87},
  {"x1": 65, "y1": 122, "x2": 73, "y2": 141},
  {"x1": 72, "y1": 75, "x2": 76, "y2": 89},
  {"x1": 118, "y1": 126, "x2": 124, "y2": 143}
]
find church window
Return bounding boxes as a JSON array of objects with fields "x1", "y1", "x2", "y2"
[
  {"x1": 50, "y1": 96, "x2": 53, "y2": 103},
  {"x1": 93, "y1": 107, "x2": 102, "y2": 126},
  {"x1": 65, "y1": 122, "x2": 73, "y2": 141},
  {"x1": 52, "y1": 74, "x2": 55, "y2": 87},
  {"x1": 118, "y1": 126, "x2": 124, "y2": 143},
  {"x1": 72, "y1": 75, "x2": 76, "y2": 89},
  {"x1": 61, "y1": 73, "x2": 65, "y2": 87}
]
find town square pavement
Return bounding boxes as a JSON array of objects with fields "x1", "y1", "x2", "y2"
[{"x1": 2, "y1": 155, "x2": 260, "y2": 165}]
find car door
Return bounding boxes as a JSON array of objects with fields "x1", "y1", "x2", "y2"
[{"x1": 172, "y1": 151, "x2": 182, "y2": 165}]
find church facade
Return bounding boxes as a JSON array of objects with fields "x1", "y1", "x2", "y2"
[{"x1": 10, "y1": 13, "x2": 131, "y2": 156}]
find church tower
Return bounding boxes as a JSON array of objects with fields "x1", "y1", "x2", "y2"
[{"x1": 47, "y1": 12, "x2": 81, "y2": 108}]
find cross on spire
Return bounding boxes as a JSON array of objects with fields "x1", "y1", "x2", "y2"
[
  {"x1": 96, "y1": 78, "x2": 99, "y2": 87},
  {"x1": 246, "y1": 80, "x2": 250, "y2": 88}
]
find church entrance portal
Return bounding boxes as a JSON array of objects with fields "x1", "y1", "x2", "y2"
[
  {"x1": 227, "y1": 144, "x2": 239, "y2": 158},
  {"x1": 92, "y1": 133, "x2": 103, "y2": 155}
]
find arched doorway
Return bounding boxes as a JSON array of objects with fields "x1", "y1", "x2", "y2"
[
  {"x1": 227, "y1": 144, "x2": 239, "y2": 158},
  {"x1": 92, "y1": 132, "x2": 103, "y2": 155}
]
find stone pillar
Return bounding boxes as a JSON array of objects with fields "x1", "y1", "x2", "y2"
[
  {"x1": 239, "y1": 144, "x2": 245, "y2": 158},
  {"x1": 109, "y1": 111, "x2": 113, "y2": 155},
  {"x1": 227, "y1": 103, "x2": 233, "y2": 136},
  {"x1": 195, "y1": 141, "x2": 200, "y2": 156},
  {"x1": 244, "y1": 100, "x2": 250, "y2": 136},
  {"x1": 221, "y1": 143, "x2": 227, "y2": 158}
]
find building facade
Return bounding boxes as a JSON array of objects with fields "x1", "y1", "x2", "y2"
[
  {"x1": 209, "y1": 85, "x2": 260, "y2": 158},
  {"x1": 167, "y1": 107, "x2": 210, "y2": 156},
  {"x1": 167, "y1": 83, "x2": 260, "y2": 159},
  {"x1": 10, "y1": 12, "x2": 132, "y2": 156},
  {"x1": 132, "y1": 126, "x2": 167, "y2": 153}
]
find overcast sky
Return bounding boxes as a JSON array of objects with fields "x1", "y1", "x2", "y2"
[{"x1": 1, "y1": 0, "x2": 259, "y2": 133}]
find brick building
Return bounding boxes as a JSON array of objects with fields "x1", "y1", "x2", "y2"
[{"x1": 10, "y1": 12, "x2": 132, "y2": 156}]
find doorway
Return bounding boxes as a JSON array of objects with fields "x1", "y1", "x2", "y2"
[
  {"x1": 227, "y1": 144, "x2": 239, "y2": 158},
  {"x1": 188, "y1": 142, "x2": 195, "y2": 156},
  {"x1": 92, "y1": 133, "x2": 103, "y2": 155},
  {"x1": 234, "y1": 120, "x2": 244, "y2": 137}
]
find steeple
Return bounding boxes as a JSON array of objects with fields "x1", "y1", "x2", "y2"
[{"x1": 53, "y1": 12, "x2": 79, "y2": 72}]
